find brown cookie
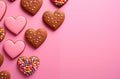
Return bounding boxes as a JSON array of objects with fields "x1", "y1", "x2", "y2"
[
  {"x1": 21, "y1": 0, "x2": 43, "y2": 15},
  {"x1": 25, "y1": 28, "x2": 47, "y2": 48},
  {"x1": 0, "y1": 71, "x2": 10, "y2": 79},
  {"x1": 51, "y1": 0, "x2": 68, "y2": 8},
  {"x1": 43, "y1": 10, "x2": 65, "y2": 30},
  {"x1": 0, "y1": 54, "x2": 4, "y2": 67},
  {"x1": 9, "y1": 0, "x2": 15, "y2": 2}
]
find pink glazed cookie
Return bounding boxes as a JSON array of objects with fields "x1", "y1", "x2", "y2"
[
  {"x1": 3, "y1": 40, "x2": 25, "y2": 59},
  {"x1": 5, "y1": 16, "x2": 27, "y2": 35},
  {"x1": 0, "y1": 0, "x2": 7, "y2": 21}
]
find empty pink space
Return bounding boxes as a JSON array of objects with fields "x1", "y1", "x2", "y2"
[{"x1": 0, "y1": 0, "x2": 120, "y2": 79}]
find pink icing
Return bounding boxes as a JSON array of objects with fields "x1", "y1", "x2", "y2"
[
  {"x1": 0, "y1": 1, "x2": 6, "y2": 20},
  {"x1": 3, "y1": 40, "x2": 25, "y2": 59},
  {"x1": 5, "y1": 16, "x2": 27, "y2": 35}
]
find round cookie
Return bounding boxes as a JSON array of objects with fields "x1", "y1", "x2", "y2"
[
  {"x1": 25, "y1": 28, "x2": 47, "y2": 48},
  {"x1": 17, "y1": 56, "x2": 40, "y2": 76},
  {"x1": 0, "y1": 71, "x2": 10, "y2": 79},
  {"x1": 0, "y1": 54, "x2": 4, "y2": 67},
  {"x1": 0, "y1": 27, "x2": 6, "y2": 42},
  {"x1": 21, "y1": 0, "x2": 43, "y2": 15},
  {"x1": 43, "y1": 10, "x2": 65, "y2": 30}
]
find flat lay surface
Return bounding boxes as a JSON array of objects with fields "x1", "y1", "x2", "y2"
[{"x1": 0, "y1": 0, "x2": 120, "y2": 79}]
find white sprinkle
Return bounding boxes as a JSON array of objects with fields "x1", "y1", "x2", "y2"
[
  {"x1": 53, "y1": 25, "x2": 56, "y2": 27},
  {"x1": 5, "y1": 73, "x2": 7, "y2": 76},
  {"x1": 51, "y1": 18, "x2": 53, "y2": 20}
]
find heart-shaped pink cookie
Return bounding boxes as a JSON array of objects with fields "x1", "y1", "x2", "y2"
[
  {"x1": 0, "y1": 0, "x2": 7, "y2": 21},
  {"x1": 5, "y1": 16, "x2": 27, "y2": 35},
  {"x1": 3, "y1": 40, "x2": 25, "y2": 59}
]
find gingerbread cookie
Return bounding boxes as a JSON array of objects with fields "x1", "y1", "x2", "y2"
[
  {"x1": 0, "y1": 71, "x2": 10, "y2": 79},
  {"x1": 0, "y1": 27, "x2": 6, "y2": 42},
  {"x1": 21, "y1": 0, "x2": 43, "y2": 15},
  {"x1": 0, "y1": 54, "x2": 4, "y2": 67},
  {"x1": 51, "y1": 0, "x2": 68, "y2": 7},
  {"x1": 3, "y1": 40, "x2": 25, "y2": 59},
  {"x1": 5, "y1": 16, "x2": 27, "y2": 35},
  {"x1": 9, "y1": 0, "x2": 15, "y2": 2},
  {"x1": 25, "y1": 28, "x2": 47, "y2": 48},
  {"x1": 43, "y1": 10, "x2": 65, "y2": 30},
  {"x1": 17, "y1": 56, "x2": 40, "y2": 76},
  {"x1": 0, "y1": 0, "x2": 7, "y2": 21}
]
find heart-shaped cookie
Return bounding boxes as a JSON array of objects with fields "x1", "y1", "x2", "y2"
[
  {"x1": 51, "y1": 0, "x2": 68, "y2": 7},
  {"x1": 0, "y1": 71, "x2": 10, "y2": 79},
  {"x1": 9, "y1": 0, "x2": 15, "y2": 2},
  {"x1": 3, "y1": 40, "x2": 25, "y2": 59},
  {"x1": 25, "y1": 28, "x2": 47, "y2": 48},
  {"x1": 0, "y1": 27, "x2": 6, "y2": 42},
  {"x1": 0, "y1": 1, "x2": 7, "y2": 21},
  {"x1": 0, "y1": 54, "x2": 4, "y2": 67},
  {"x1": 17, "y1": 56, "x2": 40, "y2": 76},
  {"x1": 5, "y1": 16, "x2": 27, "y2": 35},
  {"x1": 43, "y1": 10, "x2": 65, "y2": 30},
  {"x1": 21, "y1": 0, "x2": 43, "y2": 15}
]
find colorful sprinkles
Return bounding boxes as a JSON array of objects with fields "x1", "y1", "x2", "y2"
[
  {"x1": 17, "y1": 56, "x2": 40, "y2": 76},
  {"x1": 0, "y1": 27, "x2": 6, "y2": 42},
  {"x1": 51, "y1": 0, "x2": 68, "y2": 7}
]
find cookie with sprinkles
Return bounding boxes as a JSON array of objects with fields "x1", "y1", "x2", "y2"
[
  {"x1": 51, "y1": 0, "x2": 68, "y2": 7},
  {"x1": 43, "y1": 10, "x2": 65, "y2": 30},
  {"x1": 17, "y1": 56, "x2": 40, "y2": 76},
  {"x1": 21, "y1": 0, "x2": 43, "y2": 15},
  {"x1": 25, "y1": 28, "x2": 47, "y2": 48},
  {"x1": 0, "y1": 71, "x2": 10, "y2": 79},
  {"x1": 0, "y1": 27, "x2": 6, "y2": 42},
  {"x1": 9, "y1": 0, "x2": 15, "y2": 2}
]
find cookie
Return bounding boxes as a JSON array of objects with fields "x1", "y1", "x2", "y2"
[
  {"x1": 0, "y1": 27, "x2": 6, "y2": 42},
  {"x1": 17, "y1": 56, "x2": 40, "y2": 76},
  {"x1": 51, "y1": 0, "x2": 68, "y2": 7},
  {"x1": 3, "y1": 40, "x2": 25, "y2": 59},
  {"x1": 5, "y1": 16, "x2": 27, "y2": 35},
  {"x1": 43, "y1": 10, "x2": 65, "y2": 30},
  {"x1": 0, "y1": 0, "x2": 7, "y2": 21},
  {"x1": 21, "y1": 0, "x2": 43, "y2": 15},
  {"x1": 25, "y1": 28, "x2": 47, "y2": 48},
  {"x1": 0, "y1": 71, "x2": 10, "y2": 79},
  {"x1": 0, "y1": 54, "x2": 4, "y2": 67},
  {"x1": 9, "y1": 0, "x2": 15, "y2": 2}
]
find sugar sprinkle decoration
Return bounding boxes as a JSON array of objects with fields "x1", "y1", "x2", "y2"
[
  {"x1": 17, "y1": 56, "x2": 40, "y2": 76},
  {"x1": 51, "y1": 0, "x2": 68, "y2": 7},
  {"x1": 0, "y1": 27, "x2": 6, "y2": 42}
]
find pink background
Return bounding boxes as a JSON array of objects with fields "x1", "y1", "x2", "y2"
[{"x1": 0, "y1": 0, "x2": 120, "y2": 79}]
